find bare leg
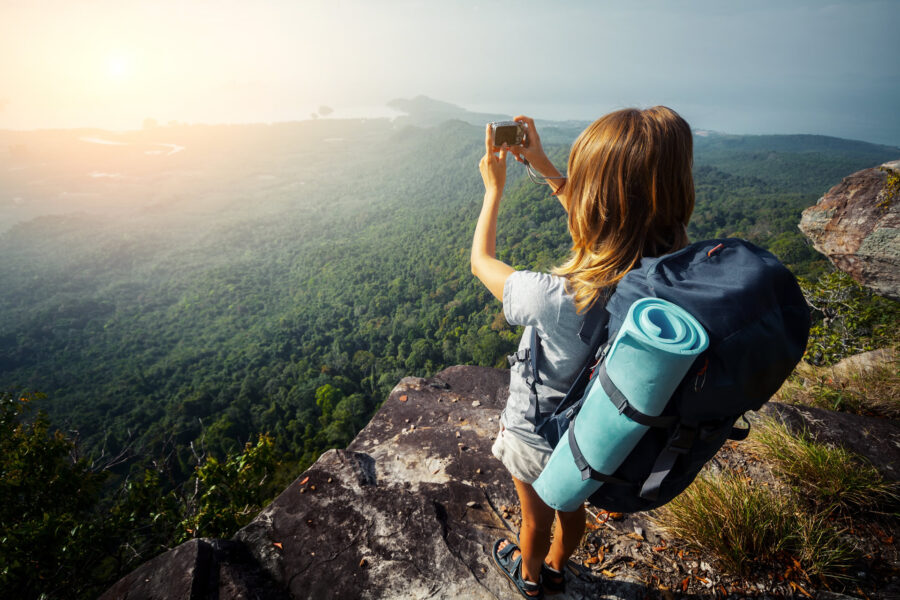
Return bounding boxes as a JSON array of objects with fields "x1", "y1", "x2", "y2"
[
  {"x1": 545, "y1": 503, "x2": 586, "y2": 573},
  {"x1": 498, "y1": 476, "x2": 555, "y2": 589}
]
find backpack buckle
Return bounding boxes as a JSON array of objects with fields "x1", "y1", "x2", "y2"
[
  {"x1": 693, "y1": 357, "x2": 709, "y2": 392},
  {"x1": 507, "y1": 348, "x2": 529, "y2": 366},
  {"x1": 669, "y1": 422, "x2": 698, "y2": 454}
]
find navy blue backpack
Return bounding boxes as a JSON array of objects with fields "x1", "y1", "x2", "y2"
[{"x1": 522, "y1": 238, "x2": 810, "y2": 513}]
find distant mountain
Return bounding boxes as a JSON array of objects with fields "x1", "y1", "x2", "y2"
[{"x1": 386, "y1": 95, "x2": 511, "y2": 127}]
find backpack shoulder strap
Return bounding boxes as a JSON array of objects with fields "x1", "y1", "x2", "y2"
[
  {"x1": 543, "y1": 302, "x2": 611, "y2": 424},
  {"x1": 524, "y1": 326, "x2": 544, "y2": 427}
]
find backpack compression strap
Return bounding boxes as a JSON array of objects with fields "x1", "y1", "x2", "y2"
[
  {"x1": 565, "y1": 362, "x2": 677, "y2": 495},
  {"x1": 567, "y1": 423, "x2": 638, "y2": 489},
  {"x1": 596, "y1": 363, "x2": 678, "y2": 429},
  {"x1": 567, "y1": 361, "x2": 757, "y2": 500}
]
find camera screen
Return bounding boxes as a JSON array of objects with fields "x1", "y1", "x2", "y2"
[{"x1": 493, "y1": 125, "x2": 520, "y2": 146}]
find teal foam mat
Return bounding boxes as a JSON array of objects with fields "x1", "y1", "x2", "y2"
[{"x1": 533, "y1": 298, "x2": 708, "y2": 511}]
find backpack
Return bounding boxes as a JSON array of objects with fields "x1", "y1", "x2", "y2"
[{"x1": 524, "y1": 238, "x2": 810, "y2": 513}]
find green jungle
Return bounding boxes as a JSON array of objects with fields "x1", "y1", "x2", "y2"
[{"x1": 1, "y1": 111, "x2": 899, "y2": 597}]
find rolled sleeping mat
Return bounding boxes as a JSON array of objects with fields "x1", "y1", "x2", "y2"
[{"x1": 532, "y1": 298, "x2": 709, "y2": 511}]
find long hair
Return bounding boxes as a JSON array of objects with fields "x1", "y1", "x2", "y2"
[{"x1": 554, "y1": 106, "x2": 694, "y2": 312}]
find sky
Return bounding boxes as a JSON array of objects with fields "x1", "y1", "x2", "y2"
[{"x1": 1, "y1": 0, "x2": 899, "y2": 145}]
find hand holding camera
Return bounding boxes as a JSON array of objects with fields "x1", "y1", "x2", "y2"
[
  {"x1": 480, "y1": 123, "x2": 509, "y2": 196},
  {"x1": 482, "y1": 116, "x2": 566, "y2": 199}
]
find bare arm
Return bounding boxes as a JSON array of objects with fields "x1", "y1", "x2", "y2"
[
  {"x1": 471, "y1": 125, "x2": 515, "y2": 301},
  {"x1": 510, "y1": 115, "x2": 569, "y2": 212}
]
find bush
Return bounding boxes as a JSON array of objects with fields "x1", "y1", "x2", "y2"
[
  {"x1": 801, "y1": 271, "x2": 900, "y2": 365},
  {"x1": 0, "y1": 393, "x2": 108, "y2": 598},
  {"x1": 0, "y1": 392, "x2": 283, "y2": 598}
]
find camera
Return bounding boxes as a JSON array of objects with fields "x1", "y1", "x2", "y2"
[{"x1": 490, "y1": 121, "x2": 525, "y2": 147}]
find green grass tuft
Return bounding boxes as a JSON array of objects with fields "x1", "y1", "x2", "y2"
[
  {"x1": 751, "y1": 417, "x2": 898, "y2": 516},
  {"x1": 777, "y1": 359, "x2": 900, "y2": 418},
  {"x1": 655, "y1": 472, "x2": 854, "y2": 578}
]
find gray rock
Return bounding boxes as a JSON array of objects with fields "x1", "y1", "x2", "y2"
[
  {"x1": 799, "y1": 160, "x2": 900, "y2": 300},
  {"x1": 103, "y1": 366, "x2": 648, "y2": 599},
  {"x1": 829, "y1": 347, "x2": 895, "y2": 379},
  {"x1": 101, "y1": 367, "x2": 899, "y2": 598}
]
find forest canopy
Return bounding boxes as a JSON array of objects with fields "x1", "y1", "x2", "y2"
[{"x1": 2, "y1": 116, "x2": 899, "y2": 598}]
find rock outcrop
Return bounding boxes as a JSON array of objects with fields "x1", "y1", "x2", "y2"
[
  {"x1": 799, "y1": 159, "x2": 900, "y2": 300},
  {"x1": 101, "y1": 365, "x2": 900, "y2": 599},
  {"x1": 100, "y1": 366, "x2": 651, "y2": 599}
]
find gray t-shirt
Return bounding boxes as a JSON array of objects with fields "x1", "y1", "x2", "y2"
[{"x1": 501, "y1": 270, "x2": 601, "y2": 451}]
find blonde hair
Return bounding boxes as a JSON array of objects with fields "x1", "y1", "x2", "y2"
[{"x1": 554, "y1": 106, "x2": 694, "y2": 312}]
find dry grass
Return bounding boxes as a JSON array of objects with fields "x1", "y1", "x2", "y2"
[
  {"x1": 776, "y1": 351, "x2": 899, "y2": 418},
  {"x1": 654, "y1": 347, "x2": 899, "y2": 583},
  {"x1": 750, "y1": 417, "x2": 899, "y2": 516},
  {"x1": 655, "y1": 471, "x2": 854, "y2": 578}
]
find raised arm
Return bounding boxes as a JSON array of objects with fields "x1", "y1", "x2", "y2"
[
  {"x1": 510, "y1": 115, "x2": 569, "y2": 212},
  {"x1": 471, "y1": 124, "x2": 515, "y2": 301}
]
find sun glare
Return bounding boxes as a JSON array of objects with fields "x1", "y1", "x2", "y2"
[{"x1": 106, "y1": 54, "x2": 130, "y2": 79}]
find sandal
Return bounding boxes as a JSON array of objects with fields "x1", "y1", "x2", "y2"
[
  {"x1": 540, "y1": 563, "x2": 566, "y2": 595},
  {"x1": 491, "y1": 539, "x2": 544, "y2": 599}
]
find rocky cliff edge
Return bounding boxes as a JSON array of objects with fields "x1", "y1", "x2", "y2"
[{"x1": 100, "y1": 364, "x2": 900, "y2": 599}]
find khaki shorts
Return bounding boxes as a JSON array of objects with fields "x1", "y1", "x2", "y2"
[{"x1": 491, "y1": 425, "x2": 553, "y2": 484}]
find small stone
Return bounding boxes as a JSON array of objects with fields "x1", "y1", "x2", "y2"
[
  {"x1": 405, "y1": 418, "x2": 410, "y2": 423},
  {"x1": 410, "y1": 424, "x2": 415, "y2": 430},
  {"x1": 327, "y1": 477, "x2": 333, "y2": 483},
  {"x1": 451, "y1": 398, "x2": 458, "y2": 403},
  {"x1": 475, "y1": 468, "x2": 482, "y2": 474},
  {"x1": 466, "y1": 501, "x2": 478, "y2": 508},
  {"x1": 399, "y1": 395, "x2": 408, "y2": 402},
  {"x1": 456, "y1": 431, "x2": 461, "y2": 438},
  {"x1": 633, "y1": 526, "x2": 644, "y2": 537},
  {"x1": 503, "y1": 512, "x2": 510, "y2": 519},
  {"x1": 472, "y1": 400, "x2": 481, "y2": 407},
  {"x1": 359, "y1": 558, "x2": 367, "y2": 568},
  {"x1": 310, "y1": 485, "x2": 316, "y2": 491},
  {"x1": 300, "y1": 488, "x2": 306, "y2": 494}
]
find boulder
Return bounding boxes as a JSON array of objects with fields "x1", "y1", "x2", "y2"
[
  {"x1": 799, "y1": 160, "x2": 900, "y2": 300},
  {"x1": 100, "y1": 366, "x2": 653, "y2": 599},
  {"x1": 101, "y1": 365, "x2": 900, "y2": 598}
]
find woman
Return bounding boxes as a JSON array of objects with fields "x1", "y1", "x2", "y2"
[{"x1": 471, "y1": 107, "x2": 694, "y2": 598}]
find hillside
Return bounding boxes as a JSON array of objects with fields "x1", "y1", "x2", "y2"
[{"x1": 1, "y1": 116, "x2": 898, "y2": 480}]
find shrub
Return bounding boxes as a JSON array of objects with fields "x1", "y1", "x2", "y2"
[{"x1": 801, "y1": 271, "x2": 900, "y2": 366}]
